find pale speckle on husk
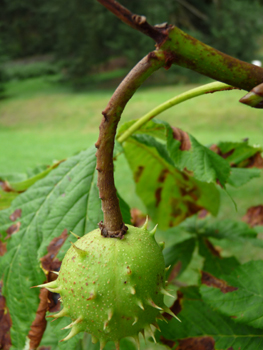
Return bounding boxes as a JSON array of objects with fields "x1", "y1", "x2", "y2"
[{"x1": 37, "y1": 222, "x2": 178, "y2": 349}]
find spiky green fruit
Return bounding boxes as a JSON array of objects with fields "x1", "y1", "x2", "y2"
[{"x1": 39, "y1": 222, "x2": 178, "y2": 349}]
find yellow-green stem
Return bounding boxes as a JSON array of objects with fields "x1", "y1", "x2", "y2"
[{"x1": 117, "y1": 82, "x2": 238, "y2": 144}]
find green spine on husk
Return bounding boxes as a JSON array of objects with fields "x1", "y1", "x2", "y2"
[{"x1": 37, "y1": 220, "x2": 179, "y2": 349}]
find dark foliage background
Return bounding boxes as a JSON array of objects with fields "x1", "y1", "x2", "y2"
[{"x1": 0, "y1": 0, "x2": 262, "y2": 85}]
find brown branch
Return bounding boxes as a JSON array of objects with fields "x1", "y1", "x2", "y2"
[
  {"x1": 98, "y1": 0, "x2": 263, "y2": 95},
  {"x1": 95, "y1": 51, "x2": 165, "y2": 238},
  {"x1": 96, "y1": 0, "x2": 170, "y2": 45}
]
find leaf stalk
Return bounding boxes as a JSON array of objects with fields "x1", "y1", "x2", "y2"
[{"x1": 117, "y1": 82, "x2": 237, "y2": 144}]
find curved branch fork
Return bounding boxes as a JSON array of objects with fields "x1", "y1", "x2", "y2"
[
  {"x1": 95, "y1": 52, "x2": 165, "y2": 238},
  {"x1": 96, "y1": 0, "x2": 170, "y2": 45}
]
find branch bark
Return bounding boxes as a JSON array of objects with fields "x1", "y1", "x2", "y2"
[
  {"x1": 96, "y1": 0, "x2": 170, "y2": 45},
  {"x1": 98, "y1": 0, "x2": 263, "y2": 92},
  {"x1": 95, "y1": 52, "x2": 165, "y2": 237},
  {"x1": 160, "y1": 27, "x2": 263, "y2": 92}
]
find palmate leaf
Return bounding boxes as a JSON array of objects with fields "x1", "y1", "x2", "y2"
[
  {"x1": 123, "y1": 135, "x2": 219, "y2": 229},
  {"x1": 39, "y1": 317, "x2": 83, "y2": 350},
  {"x1": 166, "y1": 125, "x2": 231, "y2": 186},
  {"x1": 163, "y1": 237, "x2": 196, "y2": 277},
  {"x1": 0, "y1": 147, "x2": 103, "y2": 349},
  {"x1": 198, "y1": 237, "x2": 240, "y2": 277},
  {"x1": 0, "y1": 160, "x2": 64, "y2": 193},
  {"x1": 217, "y1": 140, "x2": 261, "y2": 166},
  {"x1": 37, "y1": 151, "x2": 103, "y2": 259},
  {"x1": 119, "y1": 119, "x2": 260, "y2": 189},
  {"x1": 52, "y1": 317, "x2": 83, "y2": 350},
  {"x1": 118, "y1": 119, "x2": 167, "y2": 141},
  {"x1": 0, "y1": 189, "x2": 18, "y2": 210},
  {"x1": 41, "y1": 320, "x2": 137, "y2": 350},
  {"x1": 180, "y1": 215, "x2": 258, "y2": 243},
  {"x1": 200, "y1": 260, "x2": 263, "y2": 329},
  {"x1": 159, "y1": 286, "x2": 263, "y2": 350},
  {"x1": 227, "y1": 167, "x2": 261, "y2": 187}
]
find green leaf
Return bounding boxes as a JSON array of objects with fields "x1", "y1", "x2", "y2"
[
  {"x1": 218, "y1": 140, "x2": 261, "y2": 166},
  {"x1": 123, "y1": 136, "x2": 219, "y2": 229},
  {"x1": 117, "y1": 192, "x2": 131, "y2": 225},
  {"x1": 227, "y1": 167, "x2": 261, "y2": 187},
  {"x1": 163, "y1": 237, "x2": 196, "y2": 277},
  {"x1": 51, "y1": 317, "x2": 83, "y2": 350},
  {"x1": 200, "y1": 260, "x2": 263, "y2": 329},
  {"x1": 38, "y1": 149, "x2": 102, "y2": 259},
  {"x1": 159, "y1": 286, "x2": 263, "y2": 349},
  {"x1": 0, "y1": 160, "x2": 64, "y2": 192},
  {"x1": 181, "y1": 215, "x2": 258, "y2": 242},
  {"x1": 167, "y1": 126, "x2": 231, "y2": 186},
  {"x1": 0, "y1": 207, "x2": 13, "y2": 236},
  {"x1": 0, "y1": 189, "x2": 18, "y2": 210},
  {"x1": 117, "y1": 119, "x2": 167, "y2": 141},
  {"x1": 132, "y1": 134, "x2": 173, "y2": 165},
  {"x1": 198, "y1": 237, "x2": 240, "y2": 277},
  {"x1": 0, "y1": 172, "x2": 29, "y2": 183},
  {"x1": 0, "y1": 147, "x2": 102, "y2": 349}
]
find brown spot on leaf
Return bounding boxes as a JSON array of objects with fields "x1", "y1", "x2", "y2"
[
  {"x1": 168, "y1": 261, "x2": 182, "y2": 282},
  {"x1": 185, "y1": 201, "x2": 203, "y2": 216},
  {"x1": 9, "y1": 209, "x2": 22, "y2": 222},
  {"x1": 158, "y1": 169, "x2": 169, "y2": 183},
  {"x1": 169, "y1": 220, "x2": 174, "y2": 227},
  {"x1": 204, "y1": 239, "x2": 221, "y2": 257},
  {"x1": 155, "y1": 187, "x2": 162, "y2": 207},
  {"x1": 28, "y1": 288, "x2": 49, "y2": 350},
  {"x1": 40, "y1": 229, "x2": 68, "y2": 271},
  {"x1": 0, "y1": 281, "x2": 12, "y2": 350},
  {"x1": 243, "y1": 205, "x2": 263, "y2": 227},
  {"x1": 172, "y1": 127, "x2": 191, "y2": 151},
  {"x1": 210, "y1": 144, "x2": 220, "y2": 154},
  {"x1": 201, "y1": 271, "x2": 238, "y2": 293},
  {"x1": 198, "y1": 209, "x2": 209, "y2": 219},
  {"x1": 175, "y1": 337, "x2": 215, "y2": 350},
  {"x1": 134, "y1": 166, "x2": 144, "y2": 183},
  {"x1": 130, "y1": 208, "x2": 146, "y2": 227},
  {"x1": 170, "y1": 198, "x2": 182, "y2": 218},
  {"x1": 210, "y1": 144, "x2": 235, "y2": 160},
  {"x1": 246, "y1": 152, "x2": 263, "y2": 169},
  {"x1": 164, "y1": 290, "x2": 183, "y2": 320},
  {"x1": 182, "y1": 171, "x2": 190, "y2": 180},
  {"x1": 180, "y1": 186, "x2": 199, "y2": 201},
  {"x1": 6, "y1": 222, "x2": 21, "y2": 238},
  {"x1": 29, "y1": 232, "x2": 67, "y2": 348},
  {"x1": 0, "y1": 242, "x2": 7, "y2": 256},
  {"x1": 160, "y1": 336, "x2": 175, "y2": 348},
  {"x1": 0, "y1": 181, "x2": 12, "y2": 192},
  {"x1": 211, "y1": 143, "x2": 263, "y2": 169}
]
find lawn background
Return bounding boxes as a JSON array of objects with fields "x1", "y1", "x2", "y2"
[{"x1": 0, "y1": 75, "x2": 263, "y2": 226}]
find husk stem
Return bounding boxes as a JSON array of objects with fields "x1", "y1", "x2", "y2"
[{"x1": 95, "y1": 52, "x2": 165, "y2": 237}]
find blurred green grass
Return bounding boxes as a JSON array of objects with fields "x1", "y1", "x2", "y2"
[{"x1": 0, "y1": 76, "x2": 263, "y2": 221}]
